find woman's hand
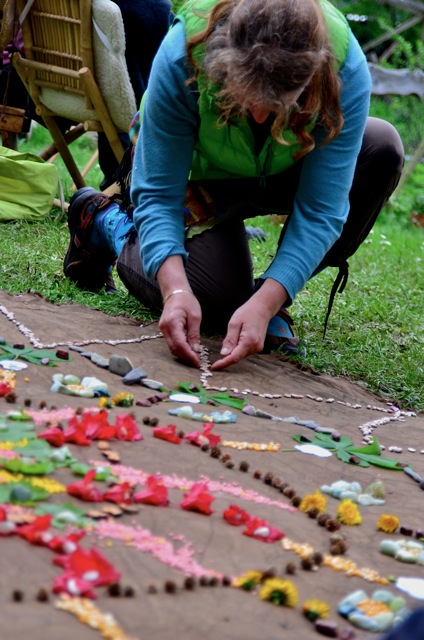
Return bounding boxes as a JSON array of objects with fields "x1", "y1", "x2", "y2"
[
  {"x1": 211, "y1": 278, "x2": 288, "y2": 371},
  {"x1": 159, "y1": 291, "x2": 202, "y2": 367},
  {"x1": 157, "y1": 255, "x2": 201, "y2": 367}
]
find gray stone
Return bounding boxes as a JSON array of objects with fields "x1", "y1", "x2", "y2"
[
  {"x1": 69, "y1": 345, "x2": 86, "y2": 353},
  {"x1": 141, "y1": 378, "x2": 164, "y2": 390},
  {"x1": 123, "y1": 367, "x2": 148, "y2": 385},
  {"x1": 0, "y1": 337, "x2": 6, "y2": 345},
  {"x1": 80, "y1": 350, "x2": 94, "y2": 359},
  {"x1": 90, "y1": 353, "x2": 110, "y2": 369},
  {"x1": 109, "y1": 354, "x2": 134, "y2": 377}
]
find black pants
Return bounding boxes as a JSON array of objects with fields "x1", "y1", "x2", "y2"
[{"x1": 117, "y1": 117, "x2": 404, "y2": 331}]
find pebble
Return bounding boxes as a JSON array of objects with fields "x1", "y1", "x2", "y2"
[
  {"x1": 108, "y1": 355, "x2": 134, "y2": 377},
  {"x1": 141, "y1": 378, "x2": 164, "y2": 390},
  {"x1": 388, "y1": 446, "x2": 403, "y2": 453},
  {"x1": 90, "y1": 353, "x2": 110, "y2": 369},
  {"x1": 315, "y1": 619, "x2": 339, "y2": 637},
  {"x1": 0, "y1": 337, "x2": 6, "y2": 345},
  {"x1": 123, "y1": 367, "x2": 148, "y2": 385},
  {"x1": 408, "y1": 447, "x2": 416, "y2": 453},
  {"x1": 68, "y1": 345, "x2": 85, "y2": 353},
  {"x1": 399, "y1": 525, "x2": 414, "y2": 537},
  {"x1": 80, "y1": 350, "x2": 94, "y2": 359}
]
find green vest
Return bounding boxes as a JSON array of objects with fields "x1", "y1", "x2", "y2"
[{"x1": 178, "y1": 0, "x2": 350, "y2": 180}]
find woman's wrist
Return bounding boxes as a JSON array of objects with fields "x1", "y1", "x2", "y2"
[{"x1": 162, "y1": 288, "x2": 194, "y2": 304}]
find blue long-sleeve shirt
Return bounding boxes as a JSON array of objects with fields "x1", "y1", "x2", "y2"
[{"x1": 130, "y1": 20, "x2": 371, "y2": 304}]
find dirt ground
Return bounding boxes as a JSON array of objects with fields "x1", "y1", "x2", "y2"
[{"x1": 0, "y1": 290, "x2": 423, "y2": 640}]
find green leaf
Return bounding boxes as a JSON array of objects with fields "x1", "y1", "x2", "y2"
[
  {"x1": 352, "y1": 452, "x2": 404, "y2": 470},
  {"x1": 0, "y1": 342, "x2": 72, "y2": 367},
  {"x1": 349, "y1": 438, "x2": 381, "y2": 456},
  {"x1": 292, "y1": 432, "x2": 403, "y2": 471},
  {"x1": 35, "y1": 501, "x2": 92, "y2": 529},
  {"x1": 175, "y1": 382, "x2": 246, "y2": 410},
  {"x1": 17, "y1": 439, "x2": 54, "y2": 461},
  {"x1": 2, "y1": 458, "x2": 55, "y2": 475},
  {"x1": 0, "y1": 481, "x2": 49, "y2": 505}
]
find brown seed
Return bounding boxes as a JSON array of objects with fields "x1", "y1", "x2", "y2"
[
  {"x1": 317, "y1": 512, "x2": 331, "y2": 527},
  {"x1": 142, "y1": 416, "x2": 151, "y2": 425},
  {"x1": 329, "y1": 540, "x2": 348, "y2": 555},
  {"x1": 149, "y1": 417, "x2": 159, "y2": 426},
  {"x1": 107, "y1": 583, "x2": 122, "y2": 597},
  {"x1": 326, "y1": 518, "x2": 341, "y2": 532},
  {"x1": 291, "y1": 496, "x2": 302, "y2": 508},
  {"x1": 210, "y1": 446, "x2": 221, "y2": 459},
  {"x1": 164, "y1": 581, "x2": 177, "y2": 594},
  {"x1": 225, "y1": 461, "x2": 234, "y2": 469},
  {"x1": 283, "y1": 487, "x2": 296, "y2": 499},
  {"x1": 123, "y1": 585, "x2": 135, "y2": 597},
  {"x1": 24, "y1": 398, "x2": 32, "y2": 407},
  {"x1": 184, "y1": 576, "x2": 196, "y2": 591},
  {"x1": 253, "y1": 470, "x2": 262, "y2": 480},
  {"x1": 239, "y1": 461, "x2": 249, "y2": 472},
  {"x1": 38, "y1": 400, "x2": 47, "y2": 409},
  {"x1": 263, "y1": 472, "x2": 274, "y2": 485},
  {"x1": 300, "y1": 557, "x2": 314, "y2": 571},
  {"x1": 222, "y1": 576, "x2": 232, "y2": 586},
  {"x1": 201, "y1": 443, "x2": 209, "y2": 452},
  {"x1": 285, "y1": 562, "x2": 297, "y2": 575},
  {"x1": 311, "y1": 551, "x2": 324, "y2": 566},
  {"x1": 35, "y1": 588, "x2": 49, "y2": 602},
  {"x1": 307, "y1": 506, "x2": 320, "y2": 519},
  {"x1": 147, "y1": 584, "x2": 158, "y2": 594},
  {"x1": 12, "y1": 590, "x2": 24, "y2": 602}
]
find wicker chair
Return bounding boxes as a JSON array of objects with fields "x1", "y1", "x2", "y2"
[{"x1": 12, "y1": 0, "x2": 137, "y2": 189}]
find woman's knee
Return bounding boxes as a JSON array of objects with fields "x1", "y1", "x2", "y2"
[{"x1": 362, "y1": 117, "x2": 404, "y2": 174}]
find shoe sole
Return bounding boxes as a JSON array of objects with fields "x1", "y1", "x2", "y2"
[{"x1": 64, "y1": 187, "x2": 117, "y2": 293}]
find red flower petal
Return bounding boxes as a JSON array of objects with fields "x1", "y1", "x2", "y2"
[
  {"x1": 133, "y1": 475, "x2": 169, "y2": 506},
  {"x1": 185, "y1": 423, "x2": 220, "y2": 447},
  {"x1": 114, "y1": 414, "x2": 143, "y2": 441},
  {"x1": 153, "y1": 425, "x2": 181, "y2": 444},
  {"x1": 223, "y1": 504, "x2": 250, "y2": 526},
  {"x1": 37, "y1": 426, "x2": 65, "y2": 447},
  {"x1": 53, "y1": 572, "x2": 97, "y2": 599},
  {"x1": 242, "y1": 517, "x2": 284, "y2": 543},
  {"x1": 16, "y1": 514, "x2": 52, "y2": 544},
  {"x1": 103, "y1": 482, "x2": 133, "y2": 504},
  {"x1": 82, "y1": 410, "x2": 116, "y2": 440},
  {"x1": 180, "y1": 482, "x2": 215, "y2": 515},
  {"x1": 0, "y1": 382, "x2": 12, "y2": 397},
  {"x1": 63, "y1": 419, "x2": 91, "y2": 446},
  {"x1": 67, "y1": 470, "x2": 103, "y2": 502},
  {"x1": 55, "y1": 547, "x2": 121, "y2": 586}
]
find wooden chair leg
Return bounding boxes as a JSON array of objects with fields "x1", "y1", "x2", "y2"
[{"x1": 42, "y1": 115, "x2": 86, "y2": 189}]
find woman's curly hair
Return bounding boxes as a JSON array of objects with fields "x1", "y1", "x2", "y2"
[{"x1": 186, "y1": 0, "x2": 344, "y2": 157}]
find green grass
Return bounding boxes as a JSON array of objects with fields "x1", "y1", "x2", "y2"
[{"x1": 1, "y1": 119, "x2": 423, "y2": 411}]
